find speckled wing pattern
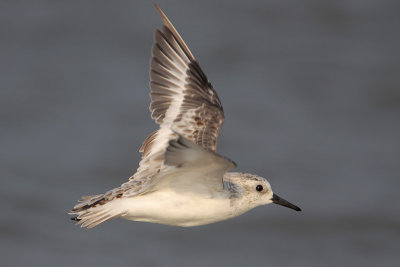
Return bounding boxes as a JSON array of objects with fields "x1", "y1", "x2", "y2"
[
  {"x1": 146, "y1": 5, "x2": 224, "y2": 153},
  {"x1": 70, "y1": 5, "x2": 225, "y2": 216},
  {"x1": 124, "y1": 5, "x2": 225, "y2": 194}
]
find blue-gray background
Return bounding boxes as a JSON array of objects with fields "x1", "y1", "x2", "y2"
[{"x1": 1, "y1": 0, "x2": 399, "y2": 266}]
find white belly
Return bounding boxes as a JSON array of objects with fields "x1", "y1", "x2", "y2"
[{"x1": 120, "y1": 190, "x2": 237, "y2": 227}]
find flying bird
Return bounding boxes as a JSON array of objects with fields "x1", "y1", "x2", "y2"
[{"x1": 70, "y1": 4, "x2": 301, "y2": 229}]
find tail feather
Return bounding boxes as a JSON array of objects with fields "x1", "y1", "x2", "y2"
[
  {"x1": 71, "y1": 194, "x2": 106, "y2": 213},
  {"x1": 69, "y1": 194, "x2": 126, "y2": 229},
  {"x1": 78, "y1": 208, "x2": 111, "y2": 229},
  {"x1": 78, "y1": 195, "x2": 102, "y2": 202}
]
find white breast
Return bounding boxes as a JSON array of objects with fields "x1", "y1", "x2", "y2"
[{"x1": 120, "y1": 189, "x2": 237, "y2": 227}]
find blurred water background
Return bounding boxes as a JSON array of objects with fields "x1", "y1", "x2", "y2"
[{"x1": 1, "y1": 0, "x2": 399, "y2": 266}]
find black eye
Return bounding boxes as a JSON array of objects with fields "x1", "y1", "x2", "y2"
[{"x1": 256, "y1": 185, "x2": 263, "y2": 192}]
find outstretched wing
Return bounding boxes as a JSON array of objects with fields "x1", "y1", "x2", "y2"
[
  {"x1": 145, "y1": 4, "x2": 224, "y2": 154},
  {"x1": 122, "y1": 4, "x2": 225, "y2": 195},
  {"x1": 70, "y1": 6, "x2": 228, "y2": 223}
]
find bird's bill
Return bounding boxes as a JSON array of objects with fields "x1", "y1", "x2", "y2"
[{"x1": 271, "y1": 193, "x2": 301, "y2": 211}]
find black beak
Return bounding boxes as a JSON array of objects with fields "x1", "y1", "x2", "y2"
[{"x1": 271, "y1": 193, "x2": 301, "y2": 211}]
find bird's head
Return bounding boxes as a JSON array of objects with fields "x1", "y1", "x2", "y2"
[{"x1": 224, "y1": 172, "x2": 301, "y2": 211}]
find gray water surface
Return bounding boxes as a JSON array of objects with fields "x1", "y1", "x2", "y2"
[{"x1": 1, "y1": 1, "x2": 400, "y2": 266}]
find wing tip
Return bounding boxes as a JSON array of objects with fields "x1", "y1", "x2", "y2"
[
  {"x1": 224, "y1": 156, "x2": 237, "y2": 169},
  {"x1": 153, "y1": 2, "x2": 195, "y2": 61},
  {"x1": 154, "y1": 2, "x2": 164, "y2": 19}
]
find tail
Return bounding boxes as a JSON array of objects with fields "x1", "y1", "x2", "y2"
[{"x1": 69, "y1": 194, "x2": 126, "y2": 229}]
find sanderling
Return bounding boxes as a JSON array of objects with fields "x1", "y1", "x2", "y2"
[{"x1": 70, "y1": 4, "x2": 301, "y2": 229}]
